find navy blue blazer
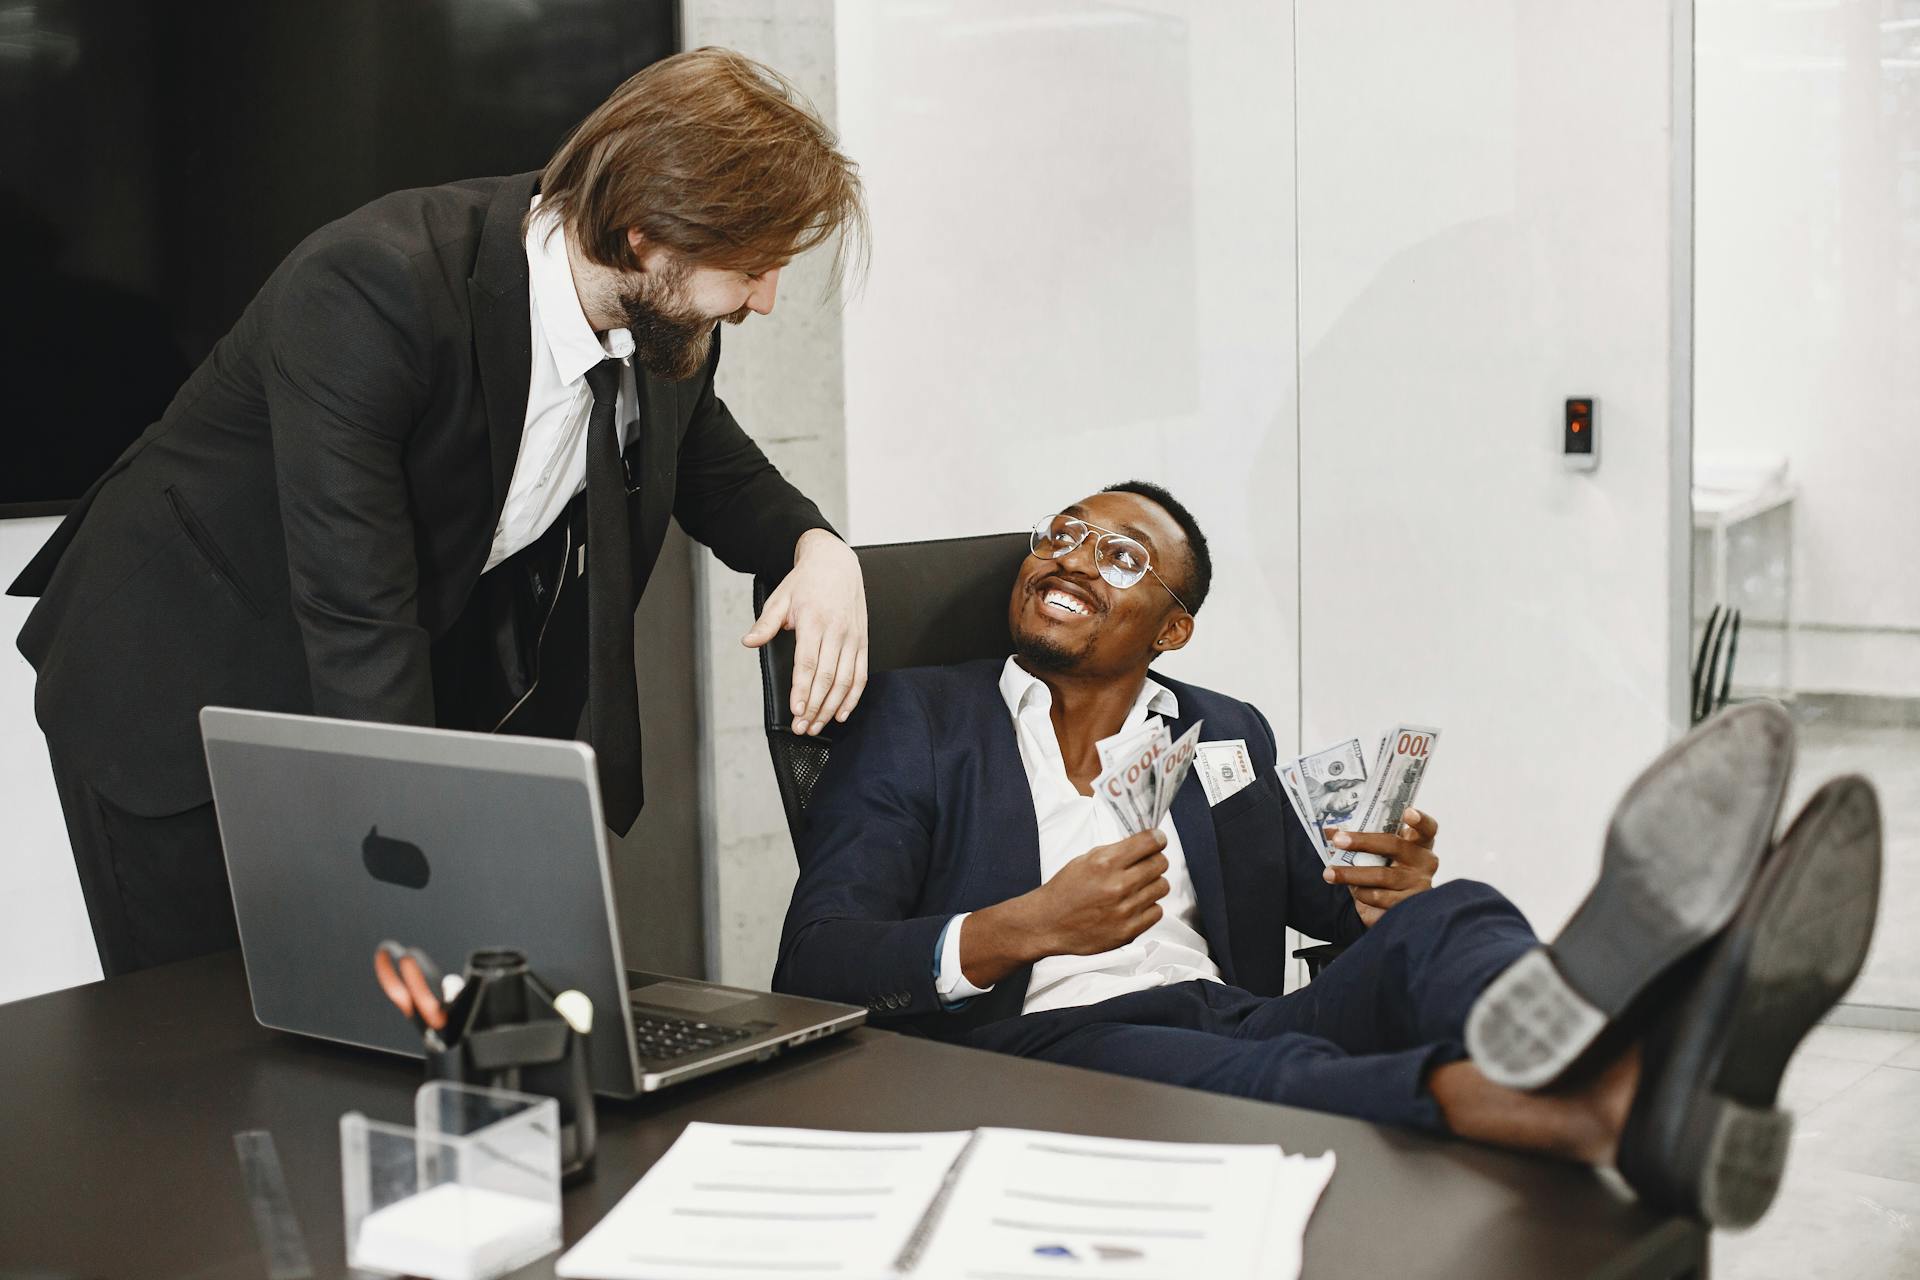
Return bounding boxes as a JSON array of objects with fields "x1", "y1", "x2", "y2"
[{"x1": 772, "y1": 658, "x2": 1366, "y2": 1042}]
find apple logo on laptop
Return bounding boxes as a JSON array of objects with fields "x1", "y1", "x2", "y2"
[{"x1": 362, "y1": 825, "x2": 431, "y2": 889}]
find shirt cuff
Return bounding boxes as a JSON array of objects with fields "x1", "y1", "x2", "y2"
[{"x1": 934, "y1": 912, "x2": 994, "y2": 1006}]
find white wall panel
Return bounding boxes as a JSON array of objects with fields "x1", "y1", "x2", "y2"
[
  {"x1": 837, "y1": 0, "x2": 1302, "y2": 732},
  {"x1": 1296, "y1": 0, "x2": 1689, "y2": 937},
  {"x1": 0, "y1": 518, "x2": 101, "y2": 1005}
]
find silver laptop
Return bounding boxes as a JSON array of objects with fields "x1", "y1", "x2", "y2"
[{"x1": 200, "y1": 706, "x2": 864, "y2": 1098}]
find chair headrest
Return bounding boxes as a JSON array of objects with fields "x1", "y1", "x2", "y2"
[{"x1": 754, "y1": 531, "x2": 1031, "y2": 735}]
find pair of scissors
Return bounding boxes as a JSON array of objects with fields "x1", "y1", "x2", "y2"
[{"x1": 373, "y1": 941, "x2": 448, "y2": 1049}]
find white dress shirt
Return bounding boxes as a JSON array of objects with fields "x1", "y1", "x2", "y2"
[
  {"x1": 935, "y1": 657, "x2": 1224, "y2": 1014},
  {"x1": 483, "y1": 196, "x2": 641, "y2": 572}
]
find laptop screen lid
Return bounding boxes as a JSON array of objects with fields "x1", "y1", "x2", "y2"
[{"x1": 200, "y1": 707, "x2": 642, "y2": 1095}]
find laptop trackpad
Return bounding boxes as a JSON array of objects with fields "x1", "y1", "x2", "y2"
[{"x1": 630, "y1": 981, "x2": 757, "y2": 1015}]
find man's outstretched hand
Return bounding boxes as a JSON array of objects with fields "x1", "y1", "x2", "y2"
[
  {"x1": 1323, "y1": 806, "x2": 1440, "y2": 927},
  {"x1": 743, "y1": 528, "x2": 869, "y2": 736}
]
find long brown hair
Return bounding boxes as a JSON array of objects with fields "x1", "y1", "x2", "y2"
[{"x1": 539, "y1": 47, "x2": 867, "y2": 289}]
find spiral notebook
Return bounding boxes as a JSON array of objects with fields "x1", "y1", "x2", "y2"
[{"x1": 556, "y1": 1122, "x2": 1335, "y2": 1280}]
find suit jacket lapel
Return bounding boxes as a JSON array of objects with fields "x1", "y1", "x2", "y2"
[
  {"x1": 1169, "y1": 720, "x2": 1235, "y2": 985},
  {"x1": 970, "y1": 663, "x2": 1047, "y2": 903},
  {"x1": 633, "y1": 319, "x2": 718, "y2": 535},
  {"x1": 964, "y1": 662, "x2": 1045, "y2": 1027},
  {"x1": 627, "y1": 366, "x2": 681, "y2": 585},
  {"x1": 468, "y1": 171, "x2": 542, "y2": 531},
  {"x1": 986, "y1": 734, "x2": 1046, "y2": 905}
]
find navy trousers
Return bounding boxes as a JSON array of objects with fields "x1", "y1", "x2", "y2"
[{"x1": 968, "y1": 880, "x2": 1536, "y2": 1132}]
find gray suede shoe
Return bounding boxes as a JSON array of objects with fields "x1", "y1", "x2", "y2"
[
  {"x1": 1466, "y1": 702, "x2": 1796, "y2": 1090},
  {"x1": 1618, "y1": 774, "x2": 1882, "y2": 1227}
]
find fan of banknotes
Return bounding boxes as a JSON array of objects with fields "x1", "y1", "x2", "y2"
[
  {"x1": 1088, "y1": 717, "x2": 1440, "y2": 873},
  {"x1": 1092, "y1": 718, "x2": 1206, "y2": 834},
  {"x1": 1279, "y1": 726, "x2": 1441, "y2": 867}
]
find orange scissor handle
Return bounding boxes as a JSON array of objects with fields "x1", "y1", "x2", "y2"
[
  {"x1": 373, "y1": 941, "x2": 447, "y2": 1032},
  {"x1": 374, "y1": 942, "x2": 412, "y2": 1015},
  {"x1": 398, "y1": 952, "x2": 446, "y2": 1031}
]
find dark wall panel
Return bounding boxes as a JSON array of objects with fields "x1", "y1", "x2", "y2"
[{"x1": 1, "y1": 0, "x2": 677, "y2": 508}]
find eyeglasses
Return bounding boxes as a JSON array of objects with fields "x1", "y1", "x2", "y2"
[{"x1": 1029, "y1": 514, "x2": 1192, "y2": 613}]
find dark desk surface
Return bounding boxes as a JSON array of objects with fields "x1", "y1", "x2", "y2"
[{"x1": 0, "y1": 954, "x2": 1704, "y2": 1279}]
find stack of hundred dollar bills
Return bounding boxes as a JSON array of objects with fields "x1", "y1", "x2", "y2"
[
  {"x1": 1279, "y1": 727, "x2": 1441, "y2": 867},
  {"x1": 1092, "y1": 719, "x2": 1205, "y2": 834}
]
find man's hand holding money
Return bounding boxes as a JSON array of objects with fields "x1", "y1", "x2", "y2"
[
  {"x1": 1322, "y1": 806, "x2": 1441, "y2": 927},
  {"x1": 958, "y1": 830, "x2": 1170, "y2": 988}
]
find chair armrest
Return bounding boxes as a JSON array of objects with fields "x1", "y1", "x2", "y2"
[{"x1": 1290, "y1": 941, "x2": 1349, "y2": 982}]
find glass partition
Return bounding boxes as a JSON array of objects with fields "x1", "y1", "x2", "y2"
[{"x1": 1696, "y1": 0, "x2": 1920, "y2": 1015}]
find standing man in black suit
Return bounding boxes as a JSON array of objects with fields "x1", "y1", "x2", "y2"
[{"x1": 8, "y1": 48, "x2": 872, "y2": 976}]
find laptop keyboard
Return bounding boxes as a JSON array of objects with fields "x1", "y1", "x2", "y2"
[{"x1": 629, "y1": 1010, "x2": 760, "y2": 1063}]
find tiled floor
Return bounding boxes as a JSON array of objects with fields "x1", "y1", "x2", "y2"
[
  {"x1": 1712, "y1": 707, "x2": 1919, "y2": 1276},
  {"x1": 1714, "y1": 1027, "x2": 1920, "y2": 1276},
  {"x1": 1785, "y1": 711, "x2": 1920, "y2": 1010}
]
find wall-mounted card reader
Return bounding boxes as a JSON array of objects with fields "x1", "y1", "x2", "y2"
[{"x1": 1564, "y1": 397, "x2": 1597, "y2": 471}]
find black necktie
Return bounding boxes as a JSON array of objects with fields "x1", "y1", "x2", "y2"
[{"x1": 584, "y1": 359, "x2": 643, "y2": 834}]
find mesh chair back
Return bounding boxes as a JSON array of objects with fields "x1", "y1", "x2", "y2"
[{"x1": 754, "y1": 532, "x2": 1032, "y2": 847}]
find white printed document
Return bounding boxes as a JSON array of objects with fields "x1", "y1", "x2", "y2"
[
  {"x1": 557, "y1": 1123, "x2": 1334, "y2": 1280},
  {"x1": 555, "y1": 1123, "x2": 970, "y2": 1280},
  {"x1": 911, "y1": 1128, "x2": 1332, "y2": 1280}
]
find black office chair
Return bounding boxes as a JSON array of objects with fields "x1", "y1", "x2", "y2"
[
  {"x1": 1690, "y1": 604, "x2": 1743, "y2": 726},
  {"x1": 752, "y1": 531, "x2": 1344, "y2": 982},
  {"x1": 752, "y1": 531, "x2": 1032, "y2": 834}
]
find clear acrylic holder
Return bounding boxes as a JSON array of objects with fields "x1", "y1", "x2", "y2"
[{"x1": 342, "y1": 1081, "x2": 563, "y2": 1280}]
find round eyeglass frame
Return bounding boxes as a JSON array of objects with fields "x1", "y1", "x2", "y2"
[{"x1": 1029, "y1": 515, "x2": 1192, "y2": 613}]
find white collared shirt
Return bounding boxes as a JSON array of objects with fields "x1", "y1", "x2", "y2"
[
  {"x1": 483, "y1": 196, "x2": 641, "y2": 572},
  {"x1": 935, "y1": 657, "x2": 1224, "y2": 1014}
]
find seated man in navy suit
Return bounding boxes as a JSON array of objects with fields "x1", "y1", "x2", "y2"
[{"x1": 773, "y1": 482, "x2": 1882, "y2": 1226}]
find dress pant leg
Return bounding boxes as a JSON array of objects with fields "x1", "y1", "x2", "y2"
[
  {"x1": 971, "y1": 983, "x2": 1454, "y2": 1131},
  {"x1": 1246, "y1": 879, "x2": 1539, "y2": 1060},
  {"x1": 48, "y1": 753, "x2": 237, "y2": 977},
  {"x1": 966, "y1": 886, "x2": 1538, "y2": 1133},
  {"x1": 51, "y1": 753, "x2": 138, "y2": 977}
]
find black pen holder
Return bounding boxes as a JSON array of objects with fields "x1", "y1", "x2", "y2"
[{"x1": 426, "y1": 948, "x2": 597, "y2": 1184}]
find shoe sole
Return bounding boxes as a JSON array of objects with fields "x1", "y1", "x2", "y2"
[
  {"x1": 1466, "y1": 702, "x2": 1795, "y2": 1090},
  {"x1": 1687, "y1": 776, "x2": 1882, "y2": 1228}
]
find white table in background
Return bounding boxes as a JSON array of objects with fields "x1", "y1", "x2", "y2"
[{"x1": 1691, "y1": 483, "x2": 1796, "y2": 697}]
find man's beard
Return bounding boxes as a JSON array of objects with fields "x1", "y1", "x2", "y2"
[
  {"x1": 615, "y1": 261, "x2": 748, "y2": 382},
  {"x1": 1012, "y1": 621, "x2": 1091, "y2": 674}
]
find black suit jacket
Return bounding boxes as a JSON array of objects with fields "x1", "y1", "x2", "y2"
[
  {"x1": 772, "y1": 660, "x2": 1366, "y2": 1041},
  {"x1": 10, "y1": 172, "x2": 832, "y2": 815}
]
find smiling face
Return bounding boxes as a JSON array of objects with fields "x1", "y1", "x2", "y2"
[{"x1": 1008, "y1": 490, "x2": 1195, "y2": 680}]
